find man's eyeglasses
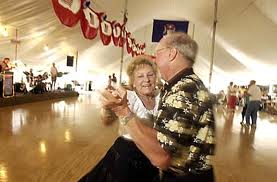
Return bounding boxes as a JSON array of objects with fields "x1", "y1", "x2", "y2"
[{"x1": 154, "y1": 47, "x2": 171, "y2": 56}]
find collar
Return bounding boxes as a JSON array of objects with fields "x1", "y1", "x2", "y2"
[{"x1": 167, "y1": 67, "x2": 194, "y2": 86}]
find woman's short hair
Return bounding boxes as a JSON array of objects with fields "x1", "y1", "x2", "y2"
[{"x1": 126, "y1": 55, "x2": 158, "y2": 89}]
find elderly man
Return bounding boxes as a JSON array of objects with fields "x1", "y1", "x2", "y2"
[{"x1": 103, "y1": 32, "x2": 216, "y2": 182}]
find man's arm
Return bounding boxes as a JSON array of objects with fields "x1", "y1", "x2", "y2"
[
  {"x1": 125, "y1": 118, "x2": 171, "y2": 169},
  {"x1": 99, "y1": 89, "x2": 122, "y2": 125}
]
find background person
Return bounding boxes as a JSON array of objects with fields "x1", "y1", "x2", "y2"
[
  {"x1": 245, "y1": 80, "x2": 262, "y2": 127},
  {"x1": 0, "y1": 57, "x2": 12, "y2": 96},
  {"x1": 227, "y1": 82, "x2": 237, "y2": 112},
  {"x1": 240, "y1": 90, "x2": 249, "y2": 124},
  {"x1": 50, "y1": 63, "x2": 58, "y2": 90}
]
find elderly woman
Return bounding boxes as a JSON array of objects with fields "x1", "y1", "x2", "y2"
[{"x1": 78, "y1": 56, "x2": 160, "y2": 182}]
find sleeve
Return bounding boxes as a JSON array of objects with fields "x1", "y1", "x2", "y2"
[
  {"x1": 155, "y1": 80, "x2": 216, "y2": 174},
  {"x1": 126, "y1": 90, "x2": 137, "y2": 113}
]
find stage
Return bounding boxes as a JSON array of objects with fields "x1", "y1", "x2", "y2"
[{"x1": 0, "y1": 91, "x2": 79, "y2": 107}]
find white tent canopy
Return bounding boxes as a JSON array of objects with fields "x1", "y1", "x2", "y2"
[{"x1": 0, "y1": 0, "x2": 277, "y2": 92}]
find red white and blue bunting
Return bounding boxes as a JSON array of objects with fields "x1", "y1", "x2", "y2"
[{"x1": 52, "y1": 0, "x2": 146, "y2": 56}]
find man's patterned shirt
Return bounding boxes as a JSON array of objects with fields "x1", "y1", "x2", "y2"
[{"x1": 154, "y1": 68, "x2": 216, "y2": 175}]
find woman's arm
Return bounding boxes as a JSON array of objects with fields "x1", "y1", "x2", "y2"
[{"x1": 126, "y1": 117, "x2": 171, "y2": 169}]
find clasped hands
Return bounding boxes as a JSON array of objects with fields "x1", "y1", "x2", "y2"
[{"x1": 99, "y1": 85, "x2": 131, "y2": 118}]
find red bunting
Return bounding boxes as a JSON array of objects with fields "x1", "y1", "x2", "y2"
[
  {"x1": 80, "y1": 8, "x2": 102, "y2": 39},
  {"x1": 135, "y1": 44, "x2": 140, "y2": 56},
  {"x1": 99, "y1": 17, "x2": 113, "y2": 45},
  {"x1": 111, "y1": 21, "x2": 122, "y2": 46},
  {"x1": 52, "y1": 0, "x2": 146, "y2": 54},
  {"x1": 131, "y1": 42, "x2": 137, "y2": 57},
  {"x1": 140, "y1": 43, "x2": 146, "y2": 54},
  {"x1": 51, "y1": 0, "x2": 83, "y2": 27},
  {"x1": 118, "y1": 27, "x2": 126, "y2": 47},
  {"x1": 126, "y1": 32, "x2": 133, "y2": 54}
]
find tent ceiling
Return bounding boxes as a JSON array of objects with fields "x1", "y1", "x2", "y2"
[{"x1": 0, "y1": 0, "x2": 277, "y2": 89}]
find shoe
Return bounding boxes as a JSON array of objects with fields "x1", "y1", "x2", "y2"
[
  {"x1": 251, "y1": 124, "x2": 256, "y2": 128},
  {"x1": 245, "y1": 123, "x2": 250, "y2": 127},
  {"x1": 240, "y1": 121, "x2": 244, "y2": 125}
]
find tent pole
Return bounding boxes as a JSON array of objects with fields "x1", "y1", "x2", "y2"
[
  {"x1": 208, "y1": 0, "x2": 218, "y2": 91},
  {"x1": 75, "y1": 50, "x2": 78, "y2": 72},
  {"x1": 15, "y1": 29, "x2": 18, "y2": 61},
  {"x1": 119, "y1": 0, "x2": 128, "y2": 84},
  {"x1": 192, "y1": 23, "x2": 195, "y2": 39}
]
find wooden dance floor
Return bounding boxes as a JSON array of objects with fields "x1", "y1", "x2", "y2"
[
  {"x1": 0, "y1": 91, "x2": 79, "y2": 108},
  {"x1": 0, "y1": 94, "x2": 277, "y2": 182}
]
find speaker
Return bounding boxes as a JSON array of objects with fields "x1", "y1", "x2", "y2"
[{"x1": 67, "y1": 56, "x2": 74, "y2": 67}]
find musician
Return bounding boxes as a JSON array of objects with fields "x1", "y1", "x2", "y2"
[
  {"x1": 19, "y1": 80, "x2": 28, "y2": 94},
  {"x1": 33, "y1": 74, "x2": 46, "y2": 94},
  {"x1": 0, "y1": 57, "x2": 12, "y2": 72},
  {"x1": 50, "y1": 63, "x2": 58, "y2": 90},
  {"x1": 0, "y1": 57, "x2": 12, "y2": 96},
  {"x1": 25, "y1": 68, "x2": 34, "y2": 86}
]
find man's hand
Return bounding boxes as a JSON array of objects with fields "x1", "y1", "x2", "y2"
[
  {"x1": 99, "y1": 89, "x2": 121, "y2": 109},
  {"x1": 98, "y1": 85, "x2": 128, "y2": 109},
  {"x1": 109, "y1": 86, "x2": 131, "y2": 117}
]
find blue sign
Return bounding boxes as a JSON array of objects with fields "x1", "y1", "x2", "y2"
[{"x1": 152, "y1": 19, "x2": 189, "y2": 42}]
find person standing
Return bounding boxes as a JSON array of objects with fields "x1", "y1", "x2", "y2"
[
  {"x1": 245, "y1": 80, "x2": 262, "y2": 127},
  {"x1": 50, "y1": 63, "x2": 58, "y2": 91},
  {"x1": 240, "y1": 90, "x2": 249, "y2": 124},
  {"x1": 111, "y1": 73, "x2": 117, "y2": 88},
  {"x1": 103, "y1": 32, "x2": 216, "y2": 182},
  {"x1": 106, "y1": 75, "x2": 112, "y2": 90},
  {"x1": 27, "y1": 68, "x2": 34, "y2": 86},
  {"x1": 227, "y1": 82, "x2": 237, "y2": 112},
  {"x1": 0, "y1": 58, "x2": 12, "y2": 96}
]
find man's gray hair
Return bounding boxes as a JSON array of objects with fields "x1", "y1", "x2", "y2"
[{"x1": 164, "y1": 32, "x2": 198, "y2": 65}]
